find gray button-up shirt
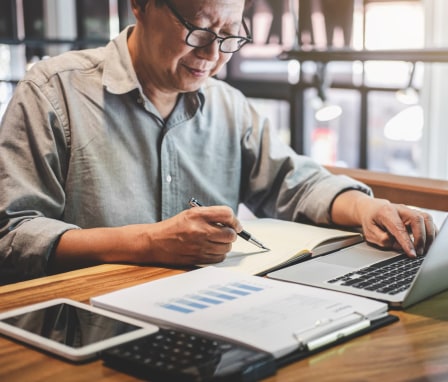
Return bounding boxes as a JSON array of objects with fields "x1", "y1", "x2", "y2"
[{"x1": 0, "y1": 26, "x2": 371, "y2": 282}]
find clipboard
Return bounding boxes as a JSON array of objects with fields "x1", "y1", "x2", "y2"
[
  {"x1": 91, "y1": 267, "x2": 396, "y2": 360},
  {"x1": 277, "y1": 314, "x2": 399, "y2": 367}
]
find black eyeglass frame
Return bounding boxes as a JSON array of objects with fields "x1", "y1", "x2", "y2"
[{"x1": 163, "y1": 0, "x2": 253, "y2": 53}]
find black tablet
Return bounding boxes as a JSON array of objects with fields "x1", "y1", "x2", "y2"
[{"x1": 0, "y1": 298, "x2": 159, "y2": 362}]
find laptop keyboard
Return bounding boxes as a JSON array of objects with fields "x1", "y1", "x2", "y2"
[{"x1": 327, "y1": 254, "x2": 425, "y2": 295}]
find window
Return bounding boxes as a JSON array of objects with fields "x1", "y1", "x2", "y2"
[
  {"x1": 226, "y1": 0, "x2": 448, "y2": 180},
  {"x1": 1, "y1": 0, "x2": 448, "y2": 179}
]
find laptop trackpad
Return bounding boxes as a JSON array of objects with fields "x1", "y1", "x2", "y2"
[
  {"x1": 315, "y1": 242, "x2": 400, "y2": 268},
  {"x1": 268, "y1": 243, "x2": 402, "y2": 285}
]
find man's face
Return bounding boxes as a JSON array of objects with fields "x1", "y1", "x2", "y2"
[{"x1": 135, "y1": 0, "x2": 246, "y2": 94}]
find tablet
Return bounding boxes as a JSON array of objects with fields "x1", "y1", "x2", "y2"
[{"x1": 0, "y1": 298, "x2": 159, "y2": 362}]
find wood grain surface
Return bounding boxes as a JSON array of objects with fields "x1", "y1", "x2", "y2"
[{"x1": 1, "y1": 264, "x2": 448, "y2": 382}]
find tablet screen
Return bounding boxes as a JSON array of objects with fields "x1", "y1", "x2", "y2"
[{"x1": 1, "y1": 302, "x2": 141, "y2": 348}]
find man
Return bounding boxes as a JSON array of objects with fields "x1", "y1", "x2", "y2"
[{"x1": 0, "y1": 0, "x2": 435, "y2": 283}]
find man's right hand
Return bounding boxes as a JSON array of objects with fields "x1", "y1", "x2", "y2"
[{"x1": 51, "y1": 206, "x2": 242, "y2": 273}]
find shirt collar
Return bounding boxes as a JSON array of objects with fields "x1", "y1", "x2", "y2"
[{"x1": 102, "y1": 26, "x2": 140, "y2": 95}]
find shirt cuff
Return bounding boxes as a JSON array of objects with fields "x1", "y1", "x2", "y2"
[{"x1": 8, "y1": 217, "x2": 79, "y2": 281}]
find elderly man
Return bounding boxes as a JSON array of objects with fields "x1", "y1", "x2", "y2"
[{"x1": 0, "y1": 0, "x2": 435, "y2": 283}]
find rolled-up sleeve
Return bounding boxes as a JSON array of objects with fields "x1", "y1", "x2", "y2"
[
  {"x1": 240, "y1": 101, "x2": 372, "y2": 225},
  {"x1": 0, "y1": 80, "x2": 78, "y2": 282}
]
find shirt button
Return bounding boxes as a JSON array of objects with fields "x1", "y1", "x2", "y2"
[
  {"x1": 166, "y1": 175, "x2": 172, "y2": 183},
  {"x1": 137, "y1": 97, "x2": 143, "y2": 104}
]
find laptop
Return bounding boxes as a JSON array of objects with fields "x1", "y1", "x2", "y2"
[{"x1": 267, "y1": 217, "x2": 448, "y2": 309}]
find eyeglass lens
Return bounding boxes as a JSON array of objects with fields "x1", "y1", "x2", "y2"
[{"x1": 187, "y1": 30, "x2": 245, "y2": 53}]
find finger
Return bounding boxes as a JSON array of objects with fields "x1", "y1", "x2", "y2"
[
  {"x1": 404, "y1": 214, "x2": 426, "y2": 256},
  {"x1": 363, "y1": 224, "x2": 394, "y2": 248},
  {"x1": 379, "y1": 231, "x2": 415, "y2": 257},
  {"x1": 375, "y1": 210, "x2": 417, "y2": 258},
  {"x1": 192, "y1": 205, "x2": 242, "y2": 233},
  {"x1": 194, "y1": 240, "x2": 232, "y2": 263},
  {"x1": 177, "y1": 251, "x2": 226, "y2": 265},
  {"x1": 194, "y1": 235, "x2": 234, "y2": 256},
  {"x1": 423, "y1": 215, "x2": 437, "y2": 253},
  {"x1": 202, "y1": 224, "x2": 238, "y2": 245},
  {"x1": 198, "y1": 252, "x2": 227, "y2": 264},
  {"x1": 396, "y1": 207, "x2": 436, "y2": 256},
  {"x1": 178, "y1": 240, "x2": 230, "y2": 264}
]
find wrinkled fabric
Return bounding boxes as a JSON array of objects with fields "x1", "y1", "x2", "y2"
[{"x1": 0, "y1": 26, "x2": 371, "y2": 282}]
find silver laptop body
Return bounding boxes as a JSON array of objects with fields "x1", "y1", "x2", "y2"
[{"x1": 268, "y1": 218, "x2": 448, "y2": 309}]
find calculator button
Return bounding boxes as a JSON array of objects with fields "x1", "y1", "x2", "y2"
[{"x1": 102, "y1": 327, "x2": 276, "y2": 381}]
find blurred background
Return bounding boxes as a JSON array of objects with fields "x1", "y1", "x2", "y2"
[{"x1": 1, "y1": 0, "x2": 448, "y2": 180}]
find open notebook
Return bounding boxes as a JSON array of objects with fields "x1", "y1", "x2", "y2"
[{"x1": 199, "y1": 218, "x2": 363, "y2": 275}]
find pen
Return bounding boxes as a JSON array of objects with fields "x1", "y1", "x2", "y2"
[
  {"x1": 188, "y1": 197, "x2": 270, "y2": 251},
  {"x1": 293, "y1": 312, "x2": 369, "y2": 351}
]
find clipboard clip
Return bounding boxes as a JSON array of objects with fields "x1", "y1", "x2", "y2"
[{"x1": 293, "y1": 312, "x2": 370, "y2": 351}]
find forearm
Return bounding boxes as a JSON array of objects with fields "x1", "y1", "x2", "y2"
[
  {"x1": 50, "y1": 225, "x2": 149, "y2": 273},
  {"x1": 50, "y1": 207, "x2": 241, "y2": 274},
  {"x1": 330, "y1": 190, "x2": 382, "y2": 227}
]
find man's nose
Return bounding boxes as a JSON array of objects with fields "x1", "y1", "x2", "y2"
[{"x1": 195, "y1": 40, "x2": 222, "y2": 61}]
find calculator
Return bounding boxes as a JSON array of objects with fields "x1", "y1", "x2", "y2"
[{"x1": 101, "y1": 327, "x2": 276, "y2": 381}]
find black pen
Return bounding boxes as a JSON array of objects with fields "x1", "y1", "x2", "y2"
[{"x1": 189, "y1": 197, "x2": 270, "y2": 251}]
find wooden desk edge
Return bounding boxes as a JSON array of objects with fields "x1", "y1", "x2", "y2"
[
  {"x1": 325, "y1": 165, "x2": 448, "y2": 212},
  {"x1": 0, "y1": 264, "x2": 186, "y2": 311}
]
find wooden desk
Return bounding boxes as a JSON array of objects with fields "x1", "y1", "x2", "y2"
[{"x1": 1, "y1": 264, "x2": 448, "y2": 382}]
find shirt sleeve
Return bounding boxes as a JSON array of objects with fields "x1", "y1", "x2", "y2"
[
  {"x1": 239, "y1": 101, "x2": 372, "y2": 225},
  {"x1": 0, "y1": 79, "x2": 79, "y2": 283}
]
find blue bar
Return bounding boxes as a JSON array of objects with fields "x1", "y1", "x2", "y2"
[
  {"x1": 190, "y1": 295, "x2": 223, "y2": 305},
  {"x1": 203, "y1": 290, "x2": 236, "y2": 300},
  {"x1": 176, "y1": 299, "x2": 208, "y2": 309},
  {"x1": 232, "y1": 283, "x2": 264, "y2": 292},
  {"x1": 218, "y1": 287, "x2": 250, "y2": 296},
  {"x1": 161, "y1": 304, "x2": 194, "y2": 314}
]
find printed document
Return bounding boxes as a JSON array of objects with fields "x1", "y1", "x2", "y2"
[{"x1": 91, "y1": 267, "x2": 388, "y2": 358}]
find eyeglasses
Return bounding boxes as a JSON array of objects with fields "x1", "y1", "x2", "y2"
[{"x1": 163, "y1": 0, "x2": 252, "y2": 53}]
